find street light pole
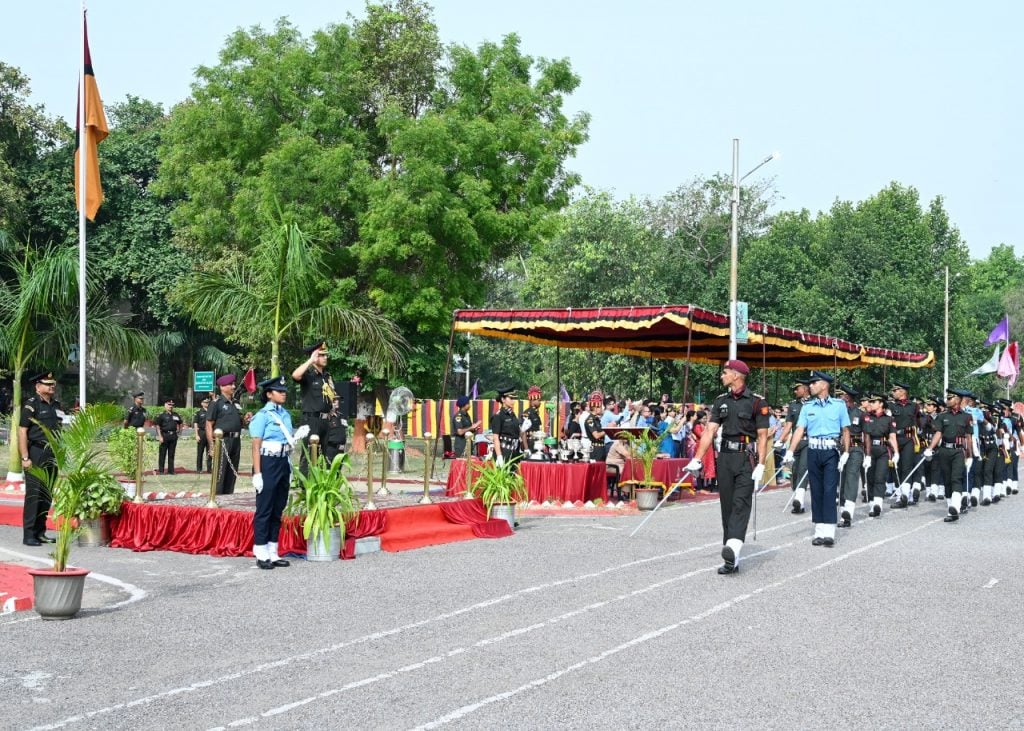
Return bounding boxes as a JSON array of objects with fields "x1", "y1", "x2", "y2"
[{"x1": 729, "y1": 140, "x2": 780, "y2": 360}]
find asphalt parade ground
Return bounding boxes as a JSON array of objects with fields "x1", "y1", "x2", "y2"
[{"x1": 1, "y1": 487, "x2": 1023, "y2": 730}]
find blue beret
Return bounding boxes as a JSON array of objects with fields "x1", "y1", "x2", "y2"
[{"x1": 456, "y1": 395, "x2": 470, "y2": 407}]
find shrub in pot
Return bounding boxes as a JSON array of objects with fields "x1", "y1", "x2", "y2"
[
  {"x1": 471, "y1": 458, "x2": 528, "y2": 528},
  {"x1": 625, "y1": 429, "x2": 665, "y2": 509},
  {"x1": 286, "y1": 453, "x2": 360, "y2": 561},
  {"x1": 28, "y1": 403, "x2": 123, "y2": 619},
  {"x1": 107, "y1": 426, "x2": 145, "y2": 496}
]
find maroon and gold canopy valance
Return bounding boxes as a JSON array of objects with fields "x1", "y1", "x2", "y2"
[{"x1": 453, "y1": 305, "x2": 934, "y2": 370}]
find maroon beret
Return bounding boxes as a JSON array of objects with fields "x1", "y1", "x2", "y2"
[{"x1": 722, "y1": 359, "x2": 750, "y2": 375}]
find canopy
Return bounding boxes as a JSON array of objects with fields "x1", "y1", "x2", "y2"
[{"x1": 453, "y1": 305, "x2": 934, "y2": 370}]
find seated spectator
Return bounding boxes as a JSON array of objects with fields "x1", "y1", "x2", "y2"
[{"x1": 605, "y1": 437, "x2": 632, "y2": 501}]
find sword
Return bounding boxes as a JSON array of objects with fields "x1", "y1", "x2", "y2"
[
  {"x1": 894, "y1": 455, "x2": 928, "y2": 494},
  {"x1": 628, "y1": 474, "x2": 689, "y2": 538}
]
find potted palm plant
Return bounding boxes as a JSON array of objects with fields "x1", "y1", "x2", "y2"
[
  {"x1": 471, "y1": 458, "x2": 528, "y2": 530},
  {"x1": 27, "y1": 403, "x2": 123, "y2": 619},
  {"x1": 625, "y1": 429, "x2": 664, "y2": 510},
  {"x1": 286, "y1": 452, "x2": 360, "y2": 561}
]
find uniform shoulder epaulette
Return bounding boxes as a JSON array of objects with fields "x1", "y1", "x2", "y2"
[
  {"x1": 715, "y1": 391, "x2": 729, "y2": 400},
  {"x1": 24, "y1": 403, "x2": 35, "y2": 413}
]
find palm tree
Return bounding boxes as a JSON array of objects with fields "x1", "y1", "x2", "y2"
[
  {"x1": 0, "y1": 232, "x2": 154, "y2": 478},
  {"x1": 173, "y1": 222, "x2": 406, "y2": 378},
  {"x1": 150, "y1": 324, "x2": 235, "y2": 401}
]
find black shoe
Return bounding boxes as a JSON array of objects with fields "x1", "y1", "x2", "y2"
[
  {"x1": 823, "y1": 537, "x2": 835, "y2": 547},
  {"x1": 970, "y1": 495, "x2": 979, "y2": 507},
  {"x1": 944, "y1": 514, "x2": 959, "y2": 522},
  {"x1": 870, "y1": 505, "x2": 881, "y2": 518},
  {"x1": 35, "y1": 533, "x2": 55, "y2": 544},
  {"x1": 838, "y1": 517, "x2": 851, "y2": 528},
  {"x1": 982, "y1": 497, "x2": 991, "y2": 506},
  {"x1": 791, "y1": 499, "x2": 804, "y2": 514},
  {"x1": 893, "y1": 495, "x2": 908, "y2": 508},
  {"x1": 721, "y1": 544, "x2": 737, "y2": 570},
  {"x1": 927, "y1": 494, "x2": 937, "y2": 502},
  {"x1": 912, "y1": 488, "x2": 921, "y2": 503},
  {"x1": 993, "y1": 495, "x2": 1002, "y2": 503},
  {"x1": 717, "y1": 563, "x2": 739, "y2": 575},
  {"x1": 22, "y1": 537, "x2": 42, "y2": 546},
  {"x1": 860, "y1": 489, "x2": 868, "y2": 502},
  {"x1": 272, "y1": 559, "x2": 290, "y2": 567},
  {"x1": 256, "y1": 559, "x2": 275, "y2": 570},
  {"x1": 811, "y1": 537, "x2": 825, "y2": 546}
]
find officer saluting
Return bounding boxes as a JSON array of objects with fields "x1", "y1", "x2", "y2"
[
  {"x1": 685, "y1": 359, "x2": 770, "y2": 574},
  {"x1": 19, "y1": 372, "x2": 63, "y2": 546},
  {"x1": 291, "y1": 339, "x2": 336, "y2": 470},
  {"x1": 124, "y1": 391, "x2": 146, "y2": 429},
  {"x1": 924, "y1": 389, "x2": 974, "y2": 522},
  {"x1": 783, "y1": 371, "x2": 851, "y2": 547},
  {"x1": 491, "y1": 386, "x2": 524, "y2": 465},
  {"x1": 207, "y1": 374, "x2": 245, "y2": 495}
]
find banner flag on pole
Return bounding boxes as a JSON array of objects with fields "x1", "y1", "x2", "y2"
[
  {"x1": 470, "y1": 379, "x2": 478, "y2": 400},
  {"x1": 997, "y1": 341, "x2": 1019, "y2": 387},
  {"x1": 74, "y1": 13, "x2": 108, "y2": 221},
  {"x1": 969, "y1": 345, "x2": 1001, "y2": 376},
  {"x1": 242, "y1": 368, "x2": 257, "y2": 394},
  {"x1": 559, "y1": 383, "x2": 571, "y2": 402},
  {"x1": 985, "y1": 316, "x2": 1010, "y2": 347}
]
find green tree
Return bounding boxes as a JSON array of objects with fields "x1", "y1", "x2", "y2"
[
  {"x1": 0, "y1": 232, "x2": 154, "y2": 476},
  {"x1": 156, "y1": 4, "x2": 589, "y2": 393},
  {"x1": 171, "y1": 222, "x2": 406, "y2": 378}
]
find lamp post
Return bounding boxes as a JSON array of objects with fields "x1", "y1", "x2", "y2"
[{"x1": 729, "y1": 139, "x2": 780, "y2": 359}]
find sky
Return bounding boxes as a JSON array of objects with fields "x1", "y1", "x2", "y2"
[{"x1": 3, "y1": 0, "x2": 1021, "y2": 259}]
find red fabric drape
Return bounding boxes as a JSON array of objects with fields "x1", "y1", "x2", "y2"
[
  {"x1": 446, "y1": 460, "x2": 605, "y2": 502},
  {"x1": 620, "y1": 458, "x2": 692, "y2": 488},
  {"x1": 438, "y1": 498, "x2": 513, "y2": 538}
]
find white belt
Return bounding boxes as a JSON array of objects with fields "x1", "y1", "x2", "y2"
[
  {"x1": 259, "y1": 441, "x2": 291, "y2": 457},
  {"x1": 808, "y1": 437, "x2": 838, "y2": 449}
]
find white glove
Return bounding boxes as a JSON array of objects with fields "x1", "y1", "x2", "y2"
[
  {"x1": 292, "y1": 424, "x2": 310, "y2": 443},
  {"x1": 965, "y1": 457, "x2": 974, "y2": 471},
  {"x1": 751, "y1": 464, "x2": 765, "y2": 483},
  {"x1": 863, "y1": 455, "x2": 872, "y2": 469},
  {"x1": 496, "y1": 454, "x2": 505, "y2": 467},
  {"x1": 341, "y1": 419, "x2": 349, "y2": 427},
  {"x1": 253, "y1": 473, "x2": 263, "y2": 494},
  {"x1": 892, "y1": 452, "x2": 900, "y2": 467},
  {"x1": 520, "y1": 418, "x2": 533, "y2": 434},
  {"x1": 923, "y1": 448, "x2": 934, "y2": 461},
  {"x1": 684, "y1": 458, "x2": 702, "y2": 474},
  {"x1": 837, "y1": 452, "x2": 849, "y2": 471},
  {"x1": 773, "y1": 439, "x2": 784, "y2": 449},
  {"x1": 782, "y1": 449, "x2": 795, "y2": 466}
]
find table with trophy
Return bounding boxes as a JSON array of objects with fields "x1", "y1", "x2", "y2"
[{"x1": 445, "y1": 430, "x2": 607, "y2": 503}]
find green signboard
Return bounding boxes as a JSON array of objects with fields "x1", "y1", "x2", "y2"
[{"x1": 194, "y1": 371, "x2": 215, "y2": 392}]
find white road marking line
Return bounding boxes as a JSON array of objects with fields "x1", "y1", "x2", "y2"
[
  {"x1": 983, "y1": 578, "x2": 999, "y2": 589},
  {"x1": 24, "y1": 511, "x2": 809, "y2": 730},
  {"x1": 409, "y1": 518, "x2": 942, "y2": 730},
  {"x1": 210, "y1": 544, "x2": 790, "y2": 730}
]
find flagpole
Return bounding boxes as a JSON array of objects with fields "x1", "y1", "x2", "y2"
[
  {"x1": 1007, "y1": 314, "x2": 1012, "y2": 399},
  {"x1": 78, "y1": 2, "x2": 88, "y2": 411},
  {"x1": 943, "y1": 266, "x2": 949, "y2": 394}
]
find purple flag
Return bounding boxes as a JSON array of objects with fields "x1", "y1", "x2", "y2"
[
  {"x1": 559, "y1": 383, "x2": 570, "y2": 402},
  {"x1": 986, "y1": 316, "x2": 1009, "y2": 346},
  {"x1": 470, "y1": 379, "x2": 478, "y2": 400}
]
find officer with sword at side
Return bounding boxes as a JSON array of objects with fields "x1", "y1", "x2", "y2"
[
  {"x1": 781, "y1": 371, "x2": 850, "y2": 547},
  {"x1": 777, "y1": 378, "x2": 811, "y2": 513},
  {"x1": 684, "y1": 359, "x2": 770, "y2": 575},
  {"x1": 835, "y1": 383, "x2": 864, "y2": 528}
]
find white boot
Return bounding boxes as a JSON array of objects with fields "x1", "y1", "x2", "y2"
[
  {"x1": 885, "y1": 481, "x2": 896, "y2": 497},
  {"x1": 841, "y1": 500, "x2": 855, "y2": 525},
  {"x1": 970, "y1": 487, "x2": 981, "y2": 506},
  {"x1": 268, "y1": 541, "x2": 289, "y2": 566},
  {"x1": 947, "y1": 492, "x2": 962, "y2": 519},
  {"x1": 871, "y1": 496, "x2": 883, "y2": 517},
  {"x1": 792, "y1": 486, "x2": 806, "y2": 513},
  {"x1": 1011, "y1": 478, "x2": 1019, "y2": 495},
  {"x1": 912, "y1": 480, "x2": 922, "y2": 503},
  {"x1": 982, "y1": 485, "x2": 993, "y2": 506},
  {"x1": 721, "y1": 538, "x2": 742, "y2": 570},
  {"x1": 822, "y1": 522, "x2": 836, "y2": 543},
  {"x1": 254, "y1": 544, "x2": 270, "y2": 561}
]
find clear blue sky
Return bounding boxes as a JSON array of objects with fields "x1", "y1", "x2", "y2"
[{"x1": 4, "y1": 0, "x2": 1020, "y2": 259}]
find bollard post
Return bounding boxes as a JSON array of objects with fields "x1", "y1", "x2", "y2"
[
  {"x1": 133, "y1": 427, "x2": 146, "y2": 503},
  {"x1": 376, "y1": 428, "x2": 391, "y2": 497},
  {"x1": 364, "y1": 434, "x2": 377, "y2": 510},
  {"x1": 463, "y1": 433, "x2": 475, "y2": 499},
  {"x1": 206, "y1": 428, "x2": 223, "y2": 509},
  {"x1": 310, "y1": 434, "x2": 320, "y2": 466},
  {"x1": 419, "y1": 432, "x2": 435, "y2": 505}
]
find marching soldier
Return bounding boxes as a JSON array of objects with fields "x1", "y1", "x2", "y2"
[
  {"x1": 960, "y1": 391, "x2": 984, "y2": 511},
  {"x1": 19, "y1": 373, "x2": 62, "y2": 546},
  {"x1": 835, "y1": 383, "x2": 863, "y2": 528},
  {"x1": 153, "y1": 399, "x2": 183, "y2": 474},
  {"x1": 778, "y1": 378, "x2": 811, "y2": 513},
  {"x1": 685, "y1": 359, "x2": 769, "y2": 573},
  {"x1": 583, "y1": 391, "x2": 607, "y2": 461},
  {"x1": 207, "y1": 374, "x2": 245, "y2": 495},
  {"x1": 491, "y1": 386, "x2": 525, "y2": 465},
  {"x1": 920, "y1": 395, "x2": 943, "y2": 501},
  {"x1": 998, "y1": 399, "x2": 1021, "y2": 495},
  {"x1": 452, "y1": 394, "x2": 481, "y2": 459},
  {"x1": 124, "y1": 391, "x2": 146, "y2": 429},
  {"x1": 323, "y1": 397, "x2": 349, "y2": 466},
  {"x1": 783, "y1": 371, "x2": 850, "y2": 546},
  {"x1": 861, "y1": 392, "x2": 900, "y2": 517},
  {"x1": 193, "y1": 397, "x2": 212, "y2": 473},
  {"x1": 521, "y1": 385, "x2": 544, "y2": 450},
  {"x1": 924, "y1": 389, "x2": 974, "y2": 522},
  {"x1": 978, "y1": 403, "x2": 1002, "y2": 506},
  {"x1": 888, "y1": 383, "x2": 919, "y2": 507}
]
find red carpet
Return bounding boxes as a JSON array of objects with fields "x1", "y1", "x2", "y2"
[{"x1": 0, "y1": 562, "x2": 35, "y2": 613}]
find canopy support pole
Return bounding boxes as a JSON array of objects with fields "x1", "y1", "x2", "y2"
[
  {"x1": 431, "y1": 315, "x2": 458, "y2": 480},
  {"x1": 762, "y1": 337, "x2": 767, "y2": 395},
  {"x1": 648, "y1": 355, "x2": 654, "y2": 399},
  {"x1": 554, "y1": 347, "x2": 561, "y2": 439},
  {"x1": 682, "y1": 321, "x2": 693, "y2": 405}
]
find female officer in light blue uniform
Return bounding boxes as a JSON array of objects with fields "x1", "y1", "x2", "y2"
[{"x1": 250, "y1": 376, "x2": 295, "y2": 570}]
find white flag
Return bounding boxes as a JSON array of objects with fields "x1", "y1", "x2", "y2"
[{"x1": 969, "y1": 345, "x2": 1001, "y2": 376}]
